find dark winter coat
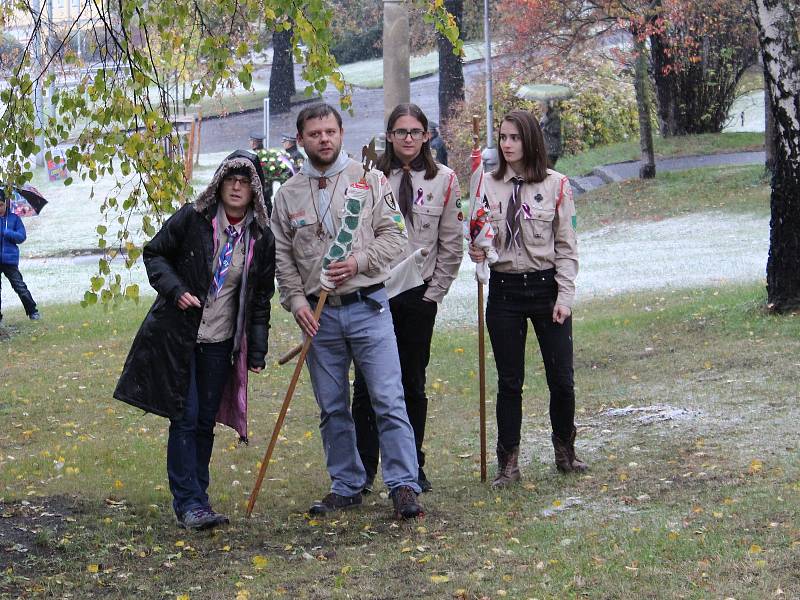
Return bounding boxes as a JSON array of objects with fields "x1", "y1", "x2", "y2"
[
  {"x1": 113, "y1": 152, "x2": 276, "y2": 439},
  {"x1": 0, "y1": 211, "x2": 26, "y2": 266}
]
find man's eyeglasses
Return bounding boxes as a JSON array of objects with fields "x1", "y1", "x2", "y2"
[
  {"x1": 223, "y1": 175, "x2": 251, "y2": 187},
  {"x1": 388, "y1": 128, "x2": 426, "y2": 141}
]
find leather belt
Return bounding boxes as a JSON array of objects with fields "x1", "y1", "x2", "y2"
[{"x1": 308, "y1": 282, "x2": 385, "y2": 308}]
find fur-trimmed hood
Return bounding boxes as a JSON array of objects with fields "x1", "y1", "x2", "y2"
[{"x1": 194, "y1": 150, "x2": 269, "y2": 229}]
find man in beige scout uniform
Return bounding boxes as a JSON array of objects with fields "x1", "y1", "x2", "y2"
[{"x1": 271, "y1": 103, "x2": 424, "y2": 519}]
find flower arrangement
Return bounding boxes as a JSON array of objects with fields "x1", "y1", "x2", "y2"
[{"x1": 256, "y1": 148, "x2": 298, "y2": 187}]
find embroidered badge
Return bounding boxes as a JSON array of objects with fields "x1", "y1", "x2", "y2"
[
  {"x1": 288, "y1": 209, "x2": 306, "y2": 220},
  {"x1": 455, "y1": 199, "x2": 462, "y2": 209},
  {"x1": 534, "y1": 193, "x2": 544, "y2": 203},
  {"x1": 426, "y1": 192, "x2": 434, "y2": 204},
  {"x1": 290, "y1": 218, "x2": 308, "y2": 228},
  {"x1": 482, "y1": 195, "x2": 490, "y2": 211},
  {"x1": 384, "y1": 190, "x2": 397, "y2": 211},
  {"x1": 457, "y1": 212, "x2": 464, "y2": 221},
  {"x1": 392, "y1": 213, "x2": 406, "y2": 232},
  {"x1": 572, "y1": 215, "x2": 577, "y2": 230}
]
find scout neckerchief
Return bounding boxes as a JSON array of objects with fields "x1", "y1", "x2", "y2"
[
  {"x1": 391, "y1": 153, "x2": 426, "y2": 226},
  {"x1": 211, "y1": 224, "x2": 241, "y2": 298},
  {"x1": 300, "y1": 150, "x2": 350, "y2": 237},
  {"x1": 506, "y1": 176, "x2": 524, "y2": 250}
]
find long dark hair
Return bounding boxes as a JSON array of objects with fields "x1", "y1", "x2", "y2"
[
  {"x1": 377, "y1": 103, "x2": 439, "y2": 180},
  {"x1": 493, "y1": 110, "x2": 548, "y2": 183}
]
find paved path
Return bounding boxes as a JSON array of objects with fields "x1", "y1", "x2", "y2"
[{"x1": 571, "y1": 151, "x2": 766, "y2": 193}]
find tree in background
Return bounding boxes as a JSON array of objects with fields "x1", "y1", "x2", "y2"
[
  {"x1": 269, "y1": 21, "x2": 296, "y2": 114},
  {"x1": 650, "y1": 0, "x2": 759, "y2": 136},
  {"x1": 437, "y1": 0, "x2": 464, "y2": 121},
  {"x1": 750, "y1": 0, "x2": 800, "y2": 311},
  {"x1": 498, "y1": 0, "x2": 660, "y2": 178},
  {"x1": 0, "y1": 0, "x2": 459, "y2": 305}
]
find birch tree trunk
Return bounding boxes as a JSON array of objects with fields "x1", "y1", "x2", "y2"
[{"x1": 750, "y1": 0, "x2": 800, "y2": 312}]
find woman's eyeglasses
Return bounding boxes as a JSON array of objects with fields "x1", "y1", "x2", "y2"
[{"x1": 388, "y1": 128, "x2": 426, "y2": 141}]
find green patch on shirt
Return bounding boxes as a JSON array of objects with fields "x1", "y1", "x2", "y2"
[{"x1": 572, "y1": 214, "x2": 577, "y2": 230}]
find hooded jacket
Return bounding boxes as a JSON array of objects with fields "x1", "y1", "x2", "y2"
[
  {"x1": 113, "y1": 151, "x2": 276, "y2": 439},
  {"x1": 0, "y1": 208, "x2": 26, "y2": 266}
]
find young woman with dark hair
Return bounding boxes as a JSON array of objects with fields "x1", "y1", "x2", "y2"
[
  {"x1": 469, "y1": 110, "x2": 587, "y2": 488},
  {"x1": 352, "y1": 103, "x2": 464, "y2": 493}
]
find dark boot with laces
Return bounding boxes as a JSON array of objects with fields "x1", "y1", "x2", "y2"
[
  {"x1": 309, "y1": 492, "x2": 363, "y2": 516},
  {"x1": 391, "y1": 485, "x2": 424, "y2": 519},
  {"x1": 491, "y1": 444, "x2": 521, "y2": 488}
]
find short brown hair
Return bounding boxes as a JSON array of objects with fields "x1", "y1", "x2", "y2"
[
  {"x1": 296, "y1": 103, "x2": 343, "y2": 134},
  {"x1": 493, "y1": 110, "x2": 548, "y2": 183}
]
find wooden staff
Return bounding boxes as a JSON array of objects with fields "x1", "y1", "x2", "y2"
[
  {"x1": 472, "y1": 114, "x2": 487, "y2": 483},
  {"x1": 246, "y1": 292, "x2": 327, "y2": 517}
]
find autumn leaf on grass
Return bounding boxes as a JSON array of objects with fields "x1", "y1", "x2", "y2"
[
  {"x1": 252, "y1": 555, "x2": 268, "y2": 570},
  {"x1": 748, "y1": 459, "x2": 763, "y2": 474},
  {"x1": 86, "y1": 564, "x2": 99, "y2": 573},
  {"x1": 748, "y1": 544, "x2": 763, "y2": 554},
  {"x1": 430, "y1": 574, "x2": 450, "y2": 583}
]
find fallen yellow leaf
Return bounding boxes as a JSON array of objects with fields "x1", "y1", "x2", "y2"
[
  {"x1": 430, "y1": 575, "x2": 450, "y2": 583},
  {"x1": 252, "y1": 555, "x2": 268, "y2": 569},
  {"x1": 87, "y1": 564, "x2": 99, "y2": 573}
]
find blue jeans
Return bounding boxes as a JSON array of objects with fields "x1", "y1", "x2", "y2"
[
  {"x1": 0, "y1": 264, "x2": 37, "y2": 317},
  {"x1": 167, "y1": 339, "x2": 233, "y2": 517},
  {"x1": 306, "y1": 288, "x2": 420, "y2": 496}
]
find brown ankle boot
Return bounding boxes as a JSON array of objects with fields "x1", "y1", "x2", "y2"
[
  {"x1": 491, "y1": 444, "x2": 521, "y2": 488},
  {"x1": 552, "y1": 427, "x2": 589, "y2": 473}
]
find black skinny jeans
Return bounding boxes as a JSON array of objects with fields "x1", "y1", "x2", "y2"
[
  {"x1": 486, "y1": 269, "x2": 575, "y2": 451},
  {"x1": 351, "y1": 284, "x2": 437, "y2": 478}
]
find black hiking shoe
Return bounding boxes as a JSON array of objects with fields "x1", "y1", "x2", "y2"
[
  {"x1": 391, "y1": 485, "x2": 424, "y2": 519},
  {"x1": 309, "y1": 492, "x2": 363, "y2": 516},
  {"x1": 362, "y1": 474, "x2": 376, "y2": 495},
  {"x1": 417, "y1": 468, "x2": 432, "y2": 493}
]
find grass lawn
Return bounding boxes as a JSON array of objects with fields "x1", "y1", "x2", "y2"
[
  {"x1": 557, "y1": 132, "x2": 765, "y2": 177},
  {"x1": 575, "y1": 164, "x2": 770, "y2": 231},
  {"x1": 1, "y1": 280, "x2": 798, "y2": 599}
]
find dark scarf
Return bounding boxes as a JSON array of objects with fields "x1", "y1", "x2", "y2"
[
  {"x1": 506, "y1": 176, "x2": 524, "y2": 250},
  {"x1": 391, "y1": 154, "x2": 426, "y2": 226}
]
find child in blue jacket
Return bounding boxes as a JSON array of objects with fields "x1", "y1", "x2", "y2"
[{"x1": 0, "y1": 189, "x2": 39, "y2": 324}]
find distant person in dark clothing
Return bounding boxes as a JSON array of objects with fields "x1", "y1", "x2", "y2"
[
  {"x1": 0, "y1": 189, "x2": 40, "y2": 324},
  {"x1": 281, "y1": 133, "x2": 305, "y2": 167},
  {"x1": 428, "y1": 122, "x2": 448, "y2": 166},
  {"x1": 540, "y1": 101, "x2": 563, "y2": 169},
  {"x1": 249, "y1": 133, "x2": 265, "y2": 151}
]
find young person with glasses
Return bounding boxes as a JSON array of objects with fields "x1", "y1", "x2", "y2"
[
  {"x1": 351, "y1": 103, "x2": 463, "y2": 494},
  {"x1": 468, "y1": 110, "x2": 587, "y2": 487},
  {"x1": 115, "y1": 150, "x2": 275, "y2": 530}
]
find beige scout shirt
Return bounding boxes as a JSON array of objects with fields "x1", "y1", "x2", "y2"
[
  {"x1": 387, "y1": 164, "x2": 464, "y2": 303},
  {"x1": 197, "y1": 209, "x2": 249, "y2": 342},
  {"x1": 479, "y1": 167, "x2": 578, "y2": 308},
  {"x1": 271, "y1": 158, "x2": 408, "y2": 316}
]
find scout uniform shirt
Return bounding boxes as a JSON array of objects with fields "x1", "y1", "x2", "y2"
[
  {"x1": 387, "y1": 164, "x2": 464, "y2": 303},
  {"x1": 478, "y1": 167, "x2": 578, "y2": 308},
  {"x1": 196, "y1": 208, "x2": 250, "y2": 342},
  {"x1": 271, "y1": 158, "x2": 408, "y2": 315}
]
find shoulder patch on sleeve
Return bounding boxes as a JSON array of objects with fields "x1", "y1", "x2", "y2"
[{"x1": 384, "y1": 190, "x2": 398, "y2": 212}]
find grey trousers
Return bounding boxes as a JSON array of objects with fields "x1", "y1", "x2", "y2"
[{"x1": 306, "y1": 288, "x2": 421, "y2": 496}]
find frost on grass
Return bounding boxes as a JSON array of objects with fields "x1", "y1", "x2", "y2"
[{"x1": 602, "y1": 404, "x2": 703, "y2": 425}]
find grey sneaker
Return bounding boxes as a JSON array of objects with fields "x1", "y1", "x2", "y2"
[
  {"x1": 205, "y1": 507, "x2": 230, "y2": 527},
  {"x1": 29, "y1": 312, "x2": 41, "y2": 321},
  {"x1": 177, "y1": 507, "x2": 218, "y2": 530},
  {"x1": 309, "y1": 492, "x2": 362, "y2": 515}
]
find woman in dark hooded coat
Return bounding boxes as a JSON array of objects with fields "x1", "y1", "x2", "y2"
[{"x1": 114, "y1": 150, "x2": 275, "y2": 530}]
